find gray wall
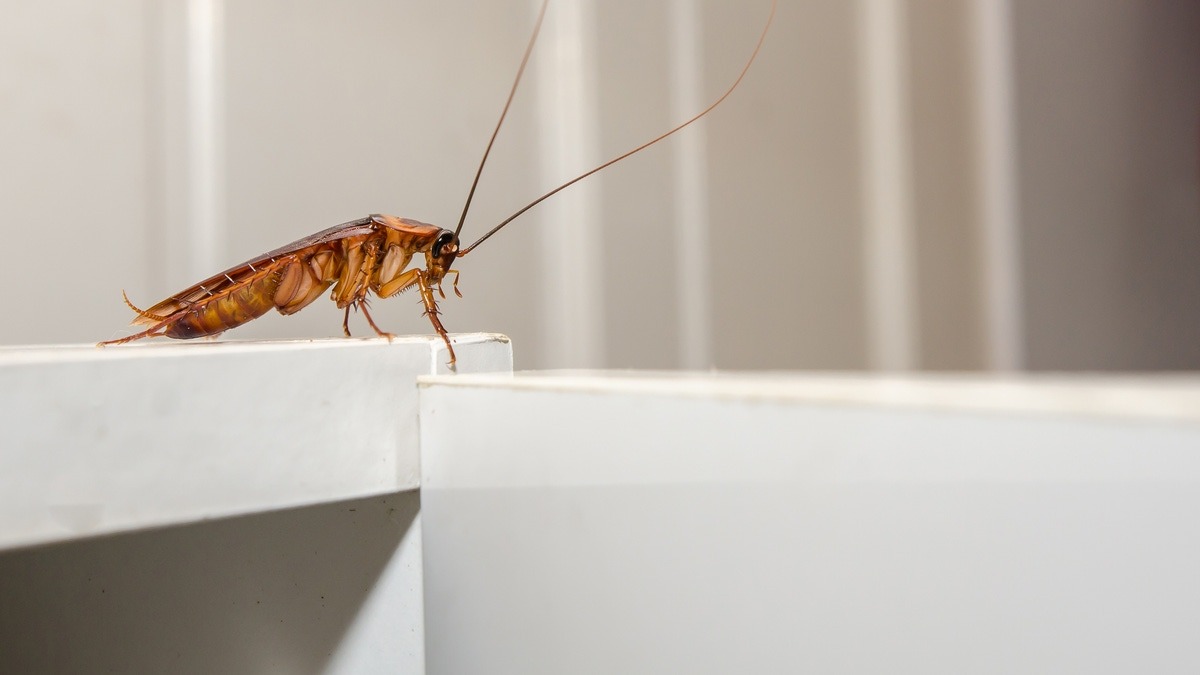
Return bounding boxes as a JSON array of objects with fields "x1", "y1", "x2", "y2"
[
  {"x1": 1013, "y1": 0, "x2": 1200, "y2": 369},
  {"x1": 1, "y1": 0, "x2": 1197, "y2": 370}
]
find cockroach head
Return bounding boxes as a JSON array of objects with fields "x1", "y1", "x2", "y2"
[{"x1": 431, "y1": 229, "x2": 459, "y2": 271}]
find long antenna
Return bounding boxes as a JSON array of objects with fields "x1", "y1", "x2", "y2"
[
  {"x1": 453, "y1": 0, "x2": 551, "y2": 239},
  {"x1": 458, "y1": 0, "x2": 776, "y2": 256}
]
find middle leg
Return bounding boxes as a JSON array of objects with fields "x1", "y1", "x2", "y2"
[{"x1": 358, "y1": 300, "x2": 394, "y2": 341}]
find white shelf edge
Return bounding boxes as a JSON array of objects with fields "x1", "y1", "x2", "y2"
[
  {"x1": 0, "y1": 333, "x2": 513, "y2": 551},
  {"x1": 420, "y1": 370, "x2": 1200, "y2": 424}
]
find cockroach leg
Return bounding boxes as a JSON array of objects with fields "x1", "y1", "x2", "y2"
[
  {"x1": 415, "y1": 271, "x2": 456, "y2": 367},
  {"x1": 342, "y1": 305, "x2": 353, "y2": 337},
  {"x1": 446, "y1": 270, "x2": 463, "y2": 298},
  {"x1": 358, "y1": 301, "x2": 394, "y2": 341},
  {"x1": 98, "y1": 322, "x2": 169, "y2": 346}
]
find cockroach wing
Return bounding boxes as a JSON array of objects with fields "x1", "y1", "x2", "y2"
[{"x1": 134, "y1": 216, "x2": 379, "y2": 324}]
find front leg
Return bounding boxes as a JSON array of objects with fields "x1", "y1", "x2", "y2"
[
  {"x1": 444, "y1": 269, "x2": 463, "y2": 298},
  {"x1": 378, "y1": 269, "x2": 457, "y2": 367}
]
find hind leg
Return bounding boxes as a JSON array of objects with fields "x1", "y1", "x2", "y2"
[{"x1": 98, "y1": 322, "x2": 170, "y2": 346}]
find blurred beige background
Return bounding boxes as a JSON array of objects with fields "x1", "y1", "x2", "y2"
[{"x1": 1, "y1": 0, "x2": 1197, "y2": 371}]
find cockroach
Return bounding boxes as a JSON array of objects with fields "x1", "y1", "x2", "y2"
[{"x1": 100, "y1": 0, "x2": 775, "y2": 367}]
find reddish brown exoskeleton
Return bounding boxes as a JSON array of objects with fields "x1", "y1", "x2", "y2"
[
  {"x1": 102, "y1": 215, "x2": 462, "y2": 354},
  {"x1": 100, "y1": 0, "x2": 775, "y2": 367}
]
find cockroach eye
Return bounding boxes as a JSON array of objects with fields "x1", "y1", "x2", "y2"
[{"x1": 433, "y1": 231, "x2": 456, "y2": 257}]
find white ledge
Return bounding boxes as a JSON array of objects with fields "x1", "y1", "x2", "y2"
[
  {"x1": 421, "y1": 370, "x2": 1200, "y2": 424},
  {"x1": 0, "y1": 333, "x2": 512, "y2": 551},
  {"x1": 418, "y1": 370, "x2": 1200, "y2": 672}
]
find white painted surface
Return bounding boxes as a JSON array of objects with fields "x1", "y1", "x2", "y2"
[
  {"x1": 0, "y1": 332, "x2": 512, "y2": 674},
  {"x1": 0, "y1": 333, "x2": 511, "y2": 551},
  {"x1": 0, "y1": 491, "x2": 425, "y2": 675},
  {"x1": 420, "y1": 372, "x2": 1200, "y2": 673}
]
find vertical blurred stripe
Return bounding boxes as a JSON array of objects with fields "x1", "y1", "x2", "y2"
[
  {"x1": 971, "y1": 0, "x2": 1024, "y2": 370},
  {"x1": 534, "y1": 0, "x2": 605, "y2": 368},
  {"x1": 669, "y1": 0, "x2": 713, "y2": 369},
  {"x1": 185, "y1": 0, "x2": 225, "y2": 282},
  {"x1": 858, "y1": 0, "x2": 919, "y2": 370}
]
